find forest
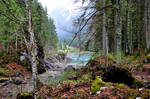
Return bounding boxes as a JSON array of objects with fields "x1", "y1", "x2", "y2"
[{"x1": 0, "y1": 0, "x2": 150, "y2": 99}]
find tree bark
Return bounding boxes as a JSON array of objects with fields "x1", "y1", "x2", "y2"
[
  {"x1": 24, "y1": 0, "x2": 38, "y2": 99},
  {"x1": 148, "y1": 0, "x2": 150, "y2": 49},
  {"x1": 114, "y1": 0, "x2": 121, "y2": 63},
  {"x1": 102, "y1": 0, "x2": 108, "y2": 55},
  {"x1": 144, "y1": 0, "x2": 150, "y2": 49},
  {"x1": 129, "y1": 14, "x2": 133, "y2": 54}
]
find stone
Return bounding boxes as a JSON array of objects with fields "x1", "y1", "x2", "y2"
[
  {"x1": 0, "y1": 92, "x2": 12, "y2": 97},
  {"x1": 11, "y1": 77, "x2": 26, "y2": 85},
  {"x1": 0, "y1": 77, "x2": 10, "y2": 83},
  {"x1": 68, "y1": 74, "x2": 78, "y2": 80},
  {"x1": 20, "y1": 56, "x2": 26, "y2": 61},
  {"x1": 64, "y1": 65, "x2": 76, "y2": 71},
  {"x1": 142, "y1": 64, "x2": 150, "y2": 74},
  {"x1": 100, "y1": 87, "x2": 108, "y2": 90},
  {"x1": 143, "y1": 54, "x2": 150, "y2": 63},
  {"x1": 96, "y1": 91, "x2": 101, "y2": 94}
]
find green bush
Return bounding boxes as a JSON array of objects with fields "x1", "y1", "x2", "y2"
[
  {"x1": 134, "y1": 51, "x2": 140, "y2": 56},
  {"x1": 91, "y1": 76, "x2": 106, "y2": 94},
  {"x1": 90, "y1": 53, "x2": 100, "y2": 60},
  {"x1": 106, "y1": 53, "x2": 116, "y2": 62}
]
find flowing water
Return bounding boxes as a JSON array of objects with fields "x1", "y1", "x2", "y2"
[
  {"x1": 67, "y1": 52, "x2": 92, "y2": 66},
  {"x1": 38, "y1": 52, "x2": 92, "y2": 85}
]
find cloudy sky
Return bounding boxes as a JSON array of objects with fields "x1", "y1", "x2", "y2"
[
  {"x1": 37, "y1": 0, "x2": 89, "y2": 41},
  {"x1": 38, "y1": 0, "x2": 83, "y2": 16}
]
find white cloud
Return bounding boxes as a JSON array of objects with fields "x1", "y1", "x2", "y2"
[{"x1": 38, "y1": 0, "x2": 81, "y2": 14}]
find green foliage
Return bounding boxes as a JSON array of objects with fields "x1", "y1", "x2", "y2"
[
  {"x1": 134, "y1": 51, "x2": 140, "y2": 57},
  {"x1": 17, "y1": 93, "x2": 33, "y2": 99},
  {"x1": 118, "y1": 83, "x2": 125, "y2": 88},
  {"x1": 0, "y1": 67, "x2": 10, "y2": 76},
  {"x1": 91, "y1": 76, "x2": 105, "y2": 94},
  {"x1": 106, "y1": 53, "x2": 116, "y2": 62},
  {"x1": 0, "y1": 0, "x2": 58, "y2": 55},
  {"x1": 81, "y1": 74, "x2": 91, "y2": 81},
  {"x1": 90, "y1": 52, "x2": 100, "y2": 60},
  {"x1": 132, "y1": 78, "x2": 144, "y2": 88}
]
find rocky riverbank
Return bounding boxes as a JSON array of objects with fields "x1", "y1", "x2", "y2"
[{"x1": 0, "y1": 51, "x2": 92, "y2": 98}]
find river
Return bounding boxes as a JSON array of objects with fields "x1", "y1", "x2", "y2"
[
  {"x1": 67, "y1": 52, "x2": 92, "y2": 66},
  {"x1": 38, "y1": 52, "x2": 92, "y2": 85}
]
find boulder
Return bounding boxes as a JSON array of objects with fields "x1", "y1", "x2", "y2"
[
  {"x1": 142, "y1": 64, "x2": 150, "y2": 74},
  {"x1": 20, "y1": 51, "x2": 30, "y2": 61},
  {"x1": 43, "y1": 54, "x2": 67, "y2": 71},
  {"x1": 68, "y1": 74, "x2": 78, "y2": 80},
  {"x1": 101, "y1": 66, "x2": 143, "y2": 88},
  {"x1": 0, "y1": 92, "x2": 12, "y2": 97},
  {"x1": 11, "y1": 77, "x2": 26, "y2": 85},
  {"x1": 20, "y1": 56, "x2": 26, "y2": 61},
  {"x1": 143, "y1": 54, "x2": 150, "y2": 63},
  {"x1": 64, "y1": 65, "x2": 76, "y2": 71}
]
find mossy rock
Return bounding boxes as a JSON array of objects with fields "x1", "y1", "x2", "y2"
[
  {"x1": 101, "y1": 66, "x2": 144, "y2": 88},
  {"x1": 17, "y1": 93, "x2": 33, "y2": 99},
  {"x1": 91, "y1": 76, "x2": 106, "y2": 94},
  {"x1": 143, "y1": 54, "x2": 150, "y2": 63}
]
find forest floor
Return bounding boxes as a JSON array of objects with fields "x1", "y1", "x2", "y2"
[
  {"x1": 1, "y1": 52, "x2": 150, "y2": 99},
  {"x1": 37, "y1": 54, "x2": 150, "y2": 99},
  {"x1": 0, "y1": 62, "x2": 33, "y2": 99}
]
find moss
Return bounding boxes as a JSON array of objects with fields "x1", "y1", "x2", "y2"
[
  {"x1": 91, "y1": 76, "x2": 106, "y2": 94},
  {"x1": 17, "y1": 93, "x2": 33, "y2": 99},
  {"x1": 129, "y1": 96, "x2": 137, "y2": 99},
  {"x1": 132, "y1": 79, "x2": 144, "y2": 88},
  {"x1": 145, "y1": 54, "x2": 150, "y2": 61},
  {"x1": 0, "y1": 67, "x2": 10, "y2": 76},
  {"x1": 118, "y1": 83, "x2": 125, "y2": 88},
  {"x1": 81, "y1": 74, "x2": 91, "y2": 81},
  {"x1": 106, "y1": 54, "x2": 116, "y2": 63}
]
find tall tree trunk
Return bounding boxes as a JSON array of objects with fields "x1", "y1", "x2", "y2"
[
  {"x1": 144, "y1": 0, "x2": 150, "y2": 50},
  {"x1": 102, "y1": 0, "x2": 108, "y2": 55},
  {"x1": 129, "y1": 0, "x2": 133, "y2": 54},
  {"x1": 114, "y1": 0, "x2": 121, "y2": 62},
  {"x1": 24, "y1": 0, "x2": 38, "y2": 99},
  {"x1": 146, "y1": 0, "x2": 150, "y2": 50},
  {"x1": 148, "y1": 0, "x2": 150, "y2": 50},
  {"x1": 129, "y1": 14, "x2": 133, "y2": 54}
]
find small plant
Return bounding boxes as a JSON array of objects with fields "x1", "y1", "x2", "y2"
[
  {"x1": 134, "y1": 51, "x2": 140, "y2": 56},
  {"x1": 0, "y1": 67, "x2": 10, "y2": 76},
  {"x1": 81, "y1": 74, "x2": 91, "y2": 81},
  {"x1": 17, "y1": 93, "x2": 33, "y2": 99},
  {"x1": 132, "y1": 79, "x2": 144, "y2": 88},
  {"x1": 90, "y1": 52, "x2": 100, "y2": 60},
  {"x1": 91, "y1": 76, "x2": 105, "y2": 94},
  {"x1": 118, "y1": 83, "x2": 125, "y2": 88},
  {"x1": 106, "y1": 53, "x2": 116, "y2": 62}
]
